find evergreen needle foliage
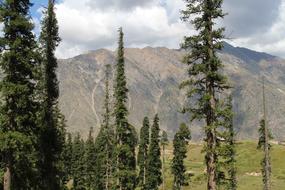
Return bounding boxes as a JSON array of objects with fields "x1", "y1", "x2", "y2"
[
  {"x1": 171, "y1": 123, "x2": 191, "y2": 190},
  {"x1": 114, "y1": 28, "x2": 137, "y2": 190},
  {"x1": 180, "y1": 0, "x2": 229, "y2": 189},
  {"x1": 71, "y1": 133, "x2": 86, "y2": 190},
  {"x1": 217, "y1": 97, "x2": 237, "y2": 190},
  {"x1": 94, "y1": 64, "x2": 115, "y2": 190},
  {"x1": 0, "y1": 0, "x2": 41, "y2": 188},
  {"x1": 38, "y1": 0, "x2": 64, "y2": 188},
  {"x1": 137, "y1": 117, "x2": 150, "y2": 188},
  {"x1": 145, "y1": 114, "x2": 162, "y2": 190},
  {"x1": 85, "y1": 127, "x2": 96, "y2": 189},
  {"x1": 257, "y1": 119, "x2": 273, "y2": 190}
]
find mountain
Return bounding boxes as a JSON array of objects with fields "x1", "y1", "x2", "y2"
[{"x1": 57, "y1": 43, "x2": 285, "y2": 140}]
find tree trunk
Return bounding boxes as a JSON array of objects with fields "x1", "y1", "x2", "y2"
[
  {"x1": 206, "y1": 130, "x2": 217, "y2": 190},
  {"x1": 4, "y1": 166, "x2": 11, "y2": 190},
  {"x1": 263, "y1": 78, "x2": 271, "y2": 190},
  {"x1": 162, "y1": 145, "x2": 165, "y2": 190}
]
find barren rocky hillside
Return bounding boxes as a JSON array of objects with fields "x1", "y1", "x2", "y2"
[{"x1": 58, "y1": 43, "x2": 285, "y2": 140}]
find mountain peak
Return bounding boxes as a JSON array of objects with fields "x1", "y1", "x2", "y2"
[{"x1": 222, "y1": 42, "x2": 277, "y2": 63}]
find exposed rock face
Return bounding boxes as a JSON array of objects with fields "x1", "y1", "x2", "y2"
[{"x1": 58, "y1": 43, "x2": 285, "y2": 140}]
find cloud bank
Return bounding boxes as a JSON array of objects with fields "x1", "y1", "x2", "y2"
[{"x1": 52, "y1": 0, "x2": 285, "y2": 59}]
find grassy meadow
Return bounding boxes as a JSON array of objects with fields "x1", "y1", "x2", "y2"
[{"x1": 160, "y1": 141, "x2": 285, "y2": 190}]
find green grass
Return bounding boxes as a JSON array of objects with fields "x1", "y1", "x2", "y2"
[{"x1": 160, "y1": 141, "x2": 285, "y2": 190}]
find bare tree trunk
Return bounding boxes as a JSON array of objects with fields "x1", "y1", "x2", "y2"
[
  {"x1": 263, "y1": 78, "x2": 271, "y2": 190},
  {"x1": 4, "y1": 165, "x2": 11, "y2": 190},
  {"x1": 206, "y1": 130, "x2": 217, "y2": 190}
]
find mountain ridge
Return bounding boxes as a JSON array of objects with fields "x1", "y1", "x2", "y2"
[{"x1": 57, "y1": 43, "x2": 285, "y2": 140}]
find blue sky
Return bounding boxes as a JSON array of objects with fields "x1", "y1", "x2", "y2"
[{"x1": 30, "y1": 0, "x2": 63, "y2": 19}]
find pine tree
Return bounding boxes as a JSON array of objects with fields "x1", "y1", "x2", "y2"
[
  {"x1": 180, "y1": 1, "x2": 229, "y2": 189},
  {"x1": 72, "y1": 133, "x2": 86, "y2": 190},
  {"x1": 0, "y1": 0, "x2": 41, "y2": 189},
  {"x1": 85, "y1": 127, "x2": 96, "y2": 189},
  {"x1": 257, "y1": 78, "x2": 272, "y2": 190},
  {"x1": 161, "y1": 130, "x2": 169, "y2": 190},
  {"x1": 145, "y1": 114, "x2": 162, "y2": 190},
  {"x1": 114, "y1": 28, "x2": 136, "y2": 190},
  {"x1": 137, "y1": 117, "x2": 150, "y2": 188},
  {"x1": 225, "y1": 97, "x2": 237, "y2": 190},
  {"x1": 37, "y1": 0, "x2": 63, "y2": 188},
  {"x1": 94, "y1": 64, "x2": 115, "y2": 190},
  {"x1": 62, "y1": 133, "x2": 73, "y2": 184},
  {"x1": 171, "y1": 123, "x2": 191, "y2": 190},
  {"x1": 258, "y1": 119, "x2": 272, "y2": 190},
  {"x1": 217, "y1": 97, "x2": 237, "y2": 190}
]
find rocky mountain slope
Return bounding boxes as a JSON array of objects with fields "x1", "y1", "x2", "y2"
[{"x1": 58, "y1": 43, "x2": 285, "y2": 140}]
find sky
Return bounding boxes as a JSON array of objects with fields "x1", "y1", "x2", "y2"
[{"x1": 29, "y1": 0, "x2": 285, "y2": 59}]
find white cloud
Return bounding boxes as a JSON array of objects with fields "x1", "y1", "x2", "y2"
[
  {"x1": 229, "y1": 0, "x2": 285, "y2": 58},
  {"x1": 53, "y1": 0, "x2": 285, "y2": 59},
  {"x1": 55, "y1": 0, "x2": 190, "y2": 59}
]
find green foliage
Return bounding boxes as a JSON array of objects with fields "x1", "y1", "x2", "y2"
[
  {"x1": 257, "y1": 119, "x2": 273, "y2": 190},
  {"x1": 114, "y1": 27, "x2": 137, "y2": 190},
  {"x1": 94, "y1": 64, "x2": 115, "y2": 190},
  {"x1": 137, "y1": 117, "x2": 150, "y2": 187},
  {"x1": 72, "y1": 133, "x2": 86, "y2": 190},
  {"x1": 0, "y1": 0, "x2": 41, "y2": 188},
  {"x1": 145, "y1": 114, "x2": 162, "y2": 190},
  {"x1": 85, "y1": 128, "x2": 96, "y2": 189},
  {"x1": 37, "y1": 0, "x2": 64, "y2": 188},
  {"x1": 216, "y1": 97, "x2": 237, "y2": 190},
  {"x1": 180, "y1": 0, "x2": 229, "y2": 189},
  {"x1": 171, "y1": 123, "x2": 191, "y2": 190},
  {"x1": 62, "y1": 133, "x2": 73, "y2": 184}
]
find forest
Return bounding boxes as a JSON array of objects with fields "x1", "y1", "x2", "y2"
[{"x1": 0, "y1": 0, "x2": 282, "y2": 190}]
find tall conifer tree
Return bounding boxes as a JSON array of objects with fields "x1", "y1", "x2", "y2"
[
  {"x1": 171, "y1": 123, "x2": 191, "y2": 190},
  {"x1": 257, "y1": 78, "x2": 272, "y2": 190},
  {"x1": 217, "y1": 97, "x2": 237, "y2": 189},
  {"x1": 114, "y1": 28, "x2": 136, "y2": 190},
  {"x1": 62, "y1": 133, "x2": 73, "y2": 185},
  {"x1": 72, "y1": 133, "x2": 86, "y2": 190},
  {"x1": 94, "y1": 64, "x2": 115, "y2": 190},
  {"x1": 85, "y1": 127, "x2": 96, "y2": 189},
  {"x1": 0, "y1": 0, "x2": 40, "y2": 189},
  {"x1": 161, "y1": 130, "x2": 169, "y2": 190},
  {"x1": 180, "y1": 0, "x2": 229, "y2": 189},
  {"x1": 137, "y1": 117, "x2": 150, "y2": 188},
  {"x1": 38, "y1": 0, "x2": 63, "y2": 189},
  {"x1": 145, "y1": 114, "x2": 162, "y2": 190}
]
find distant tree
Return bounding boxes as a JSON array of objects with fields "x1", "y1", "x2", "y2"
[
  {"x1": 180, "y1": 0, "x2": 229, "y2": 189},
  {"x1": 37, "y1": 0, "x2": 63, "y2": 188},
  {"x1": 72, "y1": 133, "x2": 86, "y2": 190},
  {"x1": 85, "y1": 127, "x2": 96, "y2": 189},
  {"x1": 94, "y1": 64, "x2": 115, "y2": 190},
  {"x1": 217, "y1": 97, "x2": 237, "y2": 190},
  {"x1": 161, "y1": 130, "x2": 169, "y2": 190},
  {"x1": 0, "y1": 0, "x2": 41, "y2": 189},
  {"x1": 114, "y1": 28, "x2": 137, "y2": 190},
  {"x1": 62, "y1": 133, "x2": 73, "y2": 184},
  {"x1": 145, "y1": 114, "x2": 162, "y2": 190},
  {"x1": 137, "y1": 117, "x2": 150, "y2": 188},
  {"x1": 171, "y1": 123, "x2": 191, "y2": 190},
  {"x1": 257, "y1": 78, "x2": 272, "y2": 190}
]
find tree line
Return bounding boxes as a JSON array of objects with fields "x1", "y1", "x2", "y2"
[{"x1": 0, "y1": 0, "x2": 273, "y2": 190}]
